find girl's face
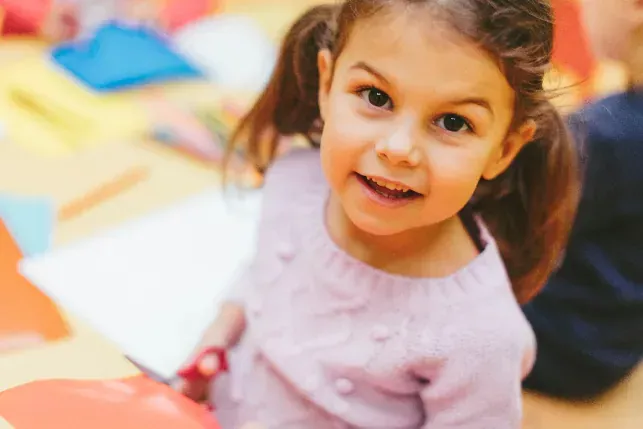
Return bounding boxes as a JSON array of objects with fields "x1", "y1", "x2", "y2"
[{"x1": 318, "y1": 9, "x2": 535, "y2": 236}]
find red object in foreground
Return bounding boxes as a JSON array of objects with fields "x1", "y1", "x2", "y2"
[
  {"x1": 161, "y1": 0, "x2": 220, "y2": 33},
  {"x1": 176, "y1": 346, "x2": 229, "y2": 412},
  {"x1": 0, "y1": 0, "x2": 50, "y2": 35},
  {"x1": 177, "y1": 346, "x2": 229, "y2": 382},
  {"x1": 0, "y1": 376, "x2": 220, "y2": 429}
]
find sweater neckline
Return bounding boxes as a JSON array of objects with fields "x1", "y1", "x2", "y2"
[{"x1": 293, "y1": 179, "x2": 511, "y2": 300}]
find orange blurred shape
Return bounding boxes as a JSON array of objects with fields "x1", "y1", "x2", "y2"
[
  {"x1": 0, "y1": 220, "x2": 69, "y2": 352},
  {"x1": 0, "y1": 376, "x2": 220, "y2": 429},
  {"x1": 551, "y1": 0, "x2": 597, "y2": 98},
  {"x1": 0, "y1": 0, "x2": 51, "y2": 35},
  {"x1": 161, "y1": 0, "x2": 222, "y2": 33}
]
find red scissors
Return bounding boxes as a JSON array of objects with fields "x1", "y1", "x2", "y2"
[{"x1": 176, "y1": 346, "x2": 229, "y2": 411}]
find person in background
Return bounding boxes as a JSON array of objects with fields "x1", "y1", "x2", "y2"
[
  {"x1": 522, "y1": 0, "x2": 643, "y2": 401},
  {"x1": 174, "y1": 1, "x2": 580, "y2": 428}
]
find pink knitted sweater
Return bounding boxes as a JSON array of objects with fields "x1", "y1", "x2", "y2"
[{"x1": 212, "y1": 149, "x2": 536, "y2": 429}]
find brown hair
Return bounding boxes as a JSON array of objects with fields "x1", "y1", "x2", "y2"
[{"x1": 227, "y1": 0, "x2": 580, "y2": 304}]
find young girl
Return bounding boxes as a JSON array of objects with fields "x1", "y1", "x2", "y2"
[{"x1": 176, "y1": 0, "x2": 579, "y2": 427}]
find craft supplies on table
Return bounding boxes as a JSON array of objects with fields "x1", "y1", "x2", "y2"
[
  {"x1": 21, "y1": 188, "x2": 262, "y2": 381},
  {"x1": 51, "y1": 21, "x2": 203, "y2": 92}
]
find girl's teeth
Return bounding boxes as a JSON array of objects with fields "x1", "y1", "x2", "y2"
[{"x1": 368, "y1": 177, "x2": 410, "y2": 193}]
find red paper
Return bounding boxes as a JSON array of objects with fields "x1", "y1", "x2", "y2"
[
  {"x1": 161, "y1": 0, "x2": 219, "y2": 33},
  {"x1": 0, "y1": 0, "x2": 51, "y2": 35},
  {"x1": 0, "y1": 376, "x2": 220, "y2": 428}
]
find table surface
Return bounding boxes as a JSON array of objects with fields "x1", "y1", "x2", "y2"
[{"x1": 0, "y1": 1, "x2": 640, "y2": 428}]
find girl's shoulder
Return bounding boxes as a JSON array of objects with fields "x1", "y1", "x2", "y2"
[
  {"x1": 262, "y1": 148, "x2": 326, "y2": 200},
  {"x1": 257, "y1": 148, "x2": 325, "y2": 221},
  {"x1": 264, "y1": 148, "x2": 324, "y2": 185}
]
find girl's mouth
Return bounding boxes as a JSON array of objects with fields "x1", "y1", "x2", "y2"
[{"x1": 356, "y1": 173, "x2": 421, "y2": 200}]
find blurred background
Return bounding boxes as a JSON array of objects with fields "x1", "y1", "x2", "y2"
[
  {"x1": 0, "y1": 0, "x2": 637, "y2": 428},
  {"x1": 0, "y1": 0, "x2": 628, "y2": 244}
]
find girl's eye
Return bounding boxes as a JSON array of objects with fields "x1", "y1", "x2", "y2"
[
  {"x1": 358, "y1": 87, "x2": 393, "y2": 109},
  {"x1": 436, "y1": 114, "x2": 472, "y2": 133}
]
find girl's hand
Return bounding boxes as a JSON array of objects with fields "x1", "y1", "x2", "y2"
[{"x1": 172, "y1": 302, "x2": 245, "y2": 403}]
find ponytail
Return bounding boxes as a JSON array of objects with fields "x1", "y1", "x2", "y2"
[
  {"x1": 473, "y1": 100, "x2": 580, "y2": 304},
  {"x1": 227, "y1": 4, "x2": 339, "y2": 174}
]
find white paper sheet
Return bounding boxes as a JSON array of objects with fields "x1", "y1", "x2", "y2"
[
  {"x1": 173, "y1": 14, "x2": 277, "y2": 92},
  {"x1": 20, "y1": 188, "x2": 262, "y2": 381}
]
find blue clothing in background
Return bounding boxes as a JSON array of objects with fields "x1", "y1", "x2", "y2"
[{"x1": 523, "y1": 90, "x2": 643, "y2": 400}]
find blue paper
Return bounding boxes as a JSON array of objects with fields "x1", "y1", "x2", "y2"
[
  {"x1": 0, "y1": 195, "x2": 55, "y2": 257},
  {"x1": 51, "y1": 21, "x2": 203, "y2": 92}
]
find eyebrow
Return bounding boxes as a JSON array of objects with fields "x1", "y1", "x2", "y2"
[
  {"x1": 450, "y1": 97, "x2": 494, "y2": 118},
  {"x1": 350, "y1": 61, "x2": 391, "y2": 85},
  {"x1": 349, "y1": 61, "x2": 494, "y2": 118}
]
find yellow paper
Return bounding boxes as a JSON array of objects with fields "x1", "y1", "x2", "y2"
[
  {"x1": 0, "y1": 312, "x2": 140, "y2": 393},
  {"x1": 0, "y1": 55, "x2": 150, "y2": 157}
]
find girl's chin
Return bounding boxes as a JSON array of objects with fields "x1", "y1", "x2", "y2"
[{"x1": 343, "y1": 207, "x2": 411, "y2": 237}]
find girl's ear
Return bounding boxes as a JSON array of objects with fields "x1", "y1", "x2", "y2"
[
  {"x1": 318, "y1": 49, "x2": 333, "y2": 122},
  {"x1": 482, "y1": 120, "x2": 537, "y2": 180}
]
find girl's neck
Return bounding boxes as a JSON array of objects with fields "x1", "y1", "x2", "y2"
[{"x1": 325, "y1": 194, "x2": 479, "y2": 278}]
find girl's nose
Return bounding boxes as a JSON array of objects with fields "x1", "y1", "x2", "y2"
[{"x1": 375, "y1": 123, "x2": 421, "y2": 167}]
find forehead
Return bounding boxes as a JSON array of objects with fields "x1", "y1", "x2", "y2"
[{"x1": 336, "y1": 7, "x2": 514, "y2": 104}]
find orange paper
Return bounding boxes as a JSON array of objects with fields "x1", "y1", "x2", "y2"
[
  {"x1": 551, "y1": 0, "x2": 598, "y2": 100},
  {"x1": 0, "y1": 219, "x2": 69, "y2": 351},
  {"x1": 0, "y1": 376, "x2": 220, "y2": 428}
]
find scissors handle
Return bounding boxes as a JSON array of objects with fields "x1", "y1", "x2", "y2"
[{"x1": 177, "y1": 346, "x2": 229, "y2": 382}]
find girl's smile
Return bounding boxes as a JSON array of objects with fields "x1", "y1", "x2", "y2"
[{"x1": 355, "y1": 173, "x2": 422, "y2": 209}]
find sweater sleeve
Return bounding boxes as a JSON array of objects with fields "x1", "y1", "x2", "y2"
[
  {"x1": 224, "y1": 149, "x2": 321, "y2": 303},
  {"x1": 415, "y1": 339, "x2": 525, "y2": 428}
]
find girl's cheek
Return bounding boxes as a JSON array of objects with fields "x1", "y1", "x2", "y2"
[
  {"x1": 328, "y1": 110, "x2": 378, "y2": 148},
  {"x1": 425, "y1": 149, "x2": 487, "y2": 193}
]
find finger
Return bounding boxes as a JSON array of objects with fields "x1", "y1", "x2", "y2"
[
  {"x1": 183, "y1": 378, "x2": 209, "y2": 401},
  {"x1": 197, "y1": 354, "x2": 220, "y2": 377},
  {"x1": 172, "y1": 377, "x2": 203, "y2": 400}
]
